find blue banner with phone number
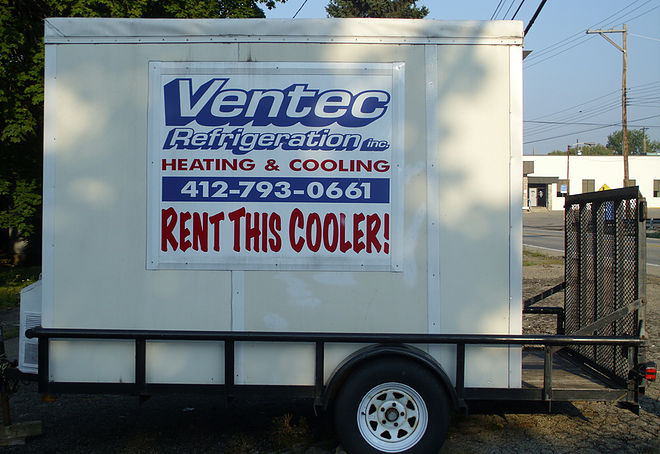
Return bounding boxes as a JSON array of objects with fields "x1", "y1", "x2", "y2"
[{"x1": 162, "y1": 176, "x2": 389, "y2": 203}]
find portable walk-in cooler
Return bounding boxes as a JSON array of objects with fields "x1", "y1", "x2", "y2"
[
  {"x1": 27, "y1": 17, "x2": 524, "y2": 386},
  {"x1": 20, "y1": 18, "x2": 530, "y2": 453}
]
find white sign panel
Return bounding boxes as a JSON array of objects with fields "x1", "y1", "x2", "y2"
[{"x1": 147, "y1": 62, "x2": 403, "y2": 270}]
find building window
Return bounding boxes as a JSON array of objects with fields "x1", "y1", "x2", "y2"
[
  {"x1": 654, "y1": 180, "x2": 660, "y2": 198},
  {"x1": 582, "y1": 179, "x2": 595, "y2": 193}
]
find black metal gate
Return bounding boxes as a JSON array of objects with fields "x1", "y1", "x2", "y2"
[{"x1": 564, "y1": 186, "x2": 647, "y2": 384}]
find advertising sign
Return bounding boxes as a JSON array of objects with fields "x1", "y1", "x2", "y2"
[{"x1": 147, "y1": 62, "x2": 403, "y2": 270}]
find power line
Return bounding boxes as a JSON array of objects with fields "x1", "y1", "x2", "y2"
[
  {"x1": 627, "y1": 80, "x2": 660, "y2": 88},
  {"x1": 526, "y1": 120, "x2": 660, "y2": 127},
  {"x1": 527, "y1": 88, "x2": 620, "y2": 121},
  {"x1": 502, "y1": 0, "x2": 518, "y2": 19},
  {"x1": 629, "y1": 101, "x2": 660, "y2": 106},
  {"x1": 525, "y1": 36, "x2": 596, "y2": 69},
  {"x1": 524, "y1": 113, "x2": 656, "y2": 140},
  {"x1": 525, "y1": 104, "x2": 660, "y2": 136},
  {"x1": 524, "y1": 80, "x2": 660, "y2": 142},
  {"x1": 525, "y1": 103, "x2": 621, "y2": 133},
  {"x1": 525, "y1": 125, "x2": 621, "y2": 144},
  {"x1": 630, "y1": 114, "x2": 660, "y2": 122},
  {"x1": 525, "y1": 99, "x2": 621, "y2": 128},
  {"x1": 525, "y1": 104, "x2": 622, "y2": 137},
  {"x1": 525, "y1": 100, "x2": 622, "y2": 131},
  {"x1": 292, "y1": 0, "x2": 309, "y2": 19},
  {"x1": 629, "y1": 92, "x2": 660, "y2": 100},
  {"x1": 524, "y1": 114, "x2": 660, "y2": 144},
  {"x1": 490, "y1": 0, "x2": 505, "y2": 20},
  {"x1": 525, "y1": 96, "x2": 622, "y2": 131},
  {"x1": 526, "y1": 80, "x2": 659, "y2": 123},
  {"x1": 629, "y1": 88, "x2": 660, "y2": 96},
  {"x1": 523, "y1": 29, "x2": 586, "y2": 62},
  {"x1": 628, "y1": 81, "x2": 660, "y2": 94},
  {"x1": 524, "y1": 0, "x2": 657, "y2": 67},
  {"x1": 630, "y1": 33, "x2": 660, "y2": 41},
  {"x1": 618, "y1": 3, "x2": 660, "y2": 23},
  {"x1": 524, "y1": 96, "x2": 653, "y2": 135},
  {"x1": 600, "y1": 0, "x2": 655, "y2": 28},
  {"x1": 511, "y1": 0, "x2": 527, "y2": 19},
  {"x1": 524, "y1": 0, "x2": 548, "y2": 36}
]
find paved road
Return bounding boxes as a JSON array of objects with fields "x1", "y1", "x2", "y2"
[
  {"x1": 522, "y1": 210, "x2": 564, "y2": 256},
  {"x1": 523, "y1": 208, "x2": 660, "y2": 277},
  {"x1": 523, "y1": 226, "x2": 564, "y2": 255},
  {"x1": 649, "y1": 236, "x2": 660, "y2": 277}
]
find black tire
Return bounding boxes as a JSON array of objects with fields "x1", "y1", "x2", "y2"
[{"x1": 333, "y1": 358, "x2": 450, "y2": 454}]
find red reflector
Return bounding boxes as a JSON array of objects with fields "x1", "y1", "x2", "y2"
[{"x1": 647, "y1": 368, "x2": 657, "y2": 381}]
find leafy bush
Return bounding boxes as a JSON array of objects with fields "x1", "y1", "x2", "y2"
[{"x1": 0, "y1": 265, "x2": 40, "y2": 310}]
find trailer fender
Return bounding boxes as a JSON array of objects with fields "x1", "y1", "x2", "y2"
[{"x1": 318, "y1": 343, "x2": 463, "y2": 412}]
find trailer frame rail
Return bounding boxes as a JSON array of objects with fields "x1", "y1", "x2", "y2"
[{"x1": 26, "y1": 327, "x2": 647, "y2": 410}]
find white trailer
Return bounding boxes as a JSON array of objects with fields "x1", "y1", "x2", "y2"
[{"x1": 17, "y1": 17, "x2": 650, "y2": 454}]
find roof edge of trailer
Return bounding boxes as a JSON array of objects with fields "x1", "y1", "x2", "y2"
[{"x1": 44, "y1": 18, "x2": 523, "y2": 45}]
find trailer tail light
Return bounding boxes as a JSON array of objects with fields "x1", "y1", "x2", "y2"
[
  {"x1": 646, "y1": 363, "x2": 657, "y2": 382},
  {"x1": 41, "y1": 394, "x2": 57, "y2": 403}
]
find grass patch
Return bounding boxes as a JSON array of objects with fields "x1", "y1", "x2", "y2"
[
  {"x1": 224, "y1": 432, "x2": 259, "y2": 454},
  {"x1": 0, "y1": 266, "x2": 41, "y2": 310},
  {"x1": 269, "y1": 413, "x2": 313, "y2": 450},
  {"x1": 523, "y1": 249, "x2": 564, "y2": 267}
]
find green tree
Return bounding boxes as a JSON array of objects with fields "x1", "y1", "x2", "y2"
[
  {"x1": 547, "y1": 144, "x2": 614, "y2": 156},
  {"x1": 0, "y1": 0, "x2": 282, "y2": 262},
  {"x1": 0, "y1": 1, "x2": 47, "y2": 262},
  {"x1": 326, "y1": 0, "x2": 428, "y2": 18},
  {"x1": 606, "y1": 128, "x2": 660, "y2": 155},
  {"x1": 47, "y1": 0, "x2": 281, "y2": 18}
]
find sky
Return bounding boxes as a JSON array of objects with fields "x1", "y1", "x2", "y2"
[{"x1": 266, "y1": 0, "x2": 660, "y2": 155}]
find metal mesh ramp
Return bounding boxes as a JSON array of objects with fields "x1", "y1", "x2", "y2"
[{"x1": 564, "y1": 187, "x2": 646, "y2": 385}]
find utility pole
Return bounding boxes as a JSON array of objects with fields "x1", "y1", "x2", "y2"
[
  {"x1": 641, "y1": 126, "x2": 648, "y2": 155},
  {"x1": 586, "y1": 24, "x2": 629, "y2": 186},
  {"x1": 566, "y1": 141, "x2": 594, "y2": 195},
  {"x1": 566, "y1": 144, "x2": 571, "y2": 194}
]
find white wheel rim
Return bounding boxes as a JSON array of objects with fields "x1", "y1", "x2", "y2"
[{"x1": 356, "y1": 382, "x2": 428, "y2": 453}]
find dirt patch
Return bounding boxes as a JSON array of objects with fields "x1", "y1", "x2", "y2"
[{"x1": 523, "y1": 264, "x2": 566, "y2": 335}]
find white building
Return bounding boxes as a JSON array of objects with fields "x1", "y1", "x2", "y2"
[{"x1": 523, "y1": 156, "x2": 660, "y2": 210}]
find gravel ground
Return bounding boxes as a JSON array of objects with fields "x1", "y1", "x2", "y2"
[{"x1": 2, "y1": 264, "x2": 659, "y2": 453}]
